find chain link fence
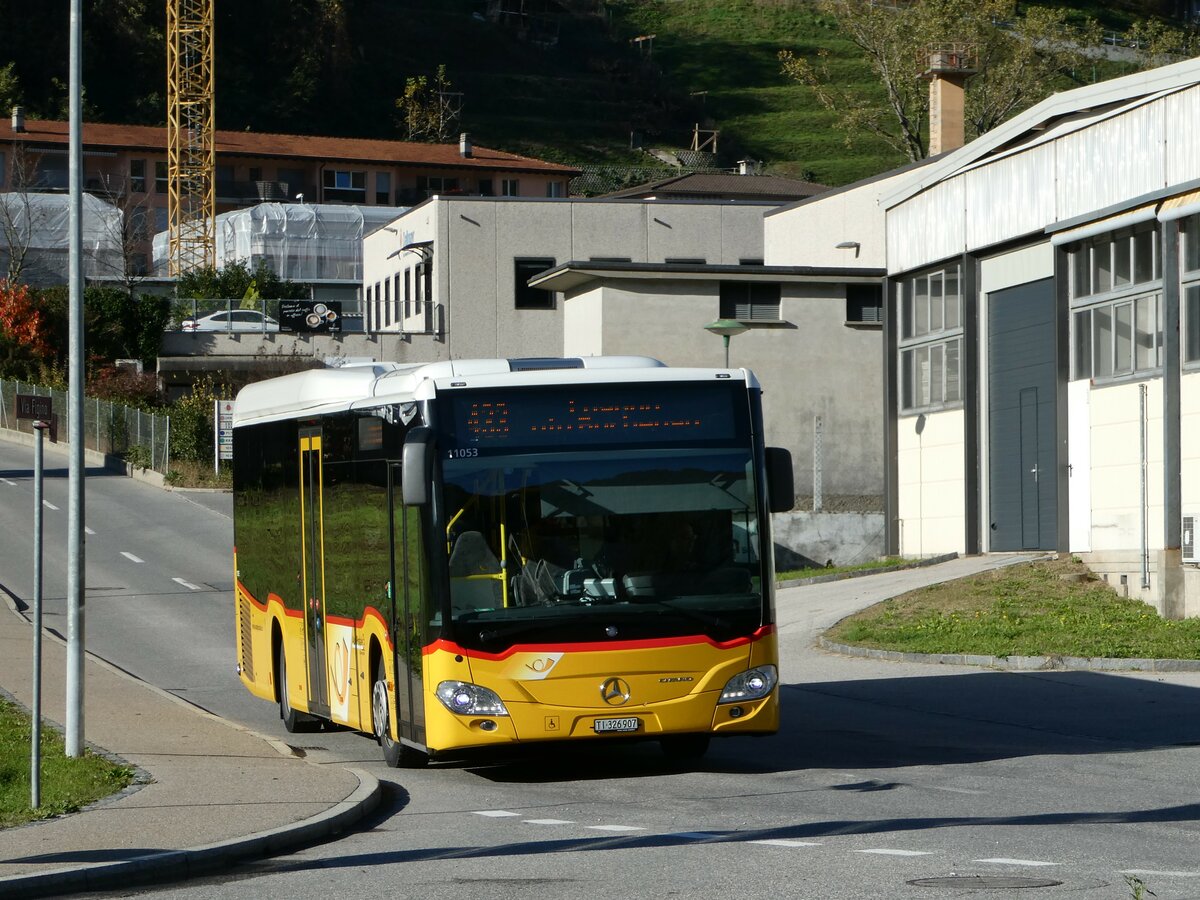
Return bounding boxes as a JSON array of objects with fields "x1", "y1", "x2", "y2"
[{"x1": 0, "y1": 378, "x2": 171, "y2": 474}]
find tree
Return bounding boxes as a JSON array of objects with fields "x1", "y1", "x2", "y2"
[
  {"x1": 0, "y1": 279, "x2": 55, "y2": 377},
  {"x1": 176, "y1": 261, "x2": 308, "y2": 301},
  {"x1": 0, "y1": 140, "x2": 47, "y2": 283},
  {"x1": 780, "y1": 0, "x2": 1100, "y2": 162},
  {"x1": 395, "y1": 65, "x2": 461, "y2": 143}
]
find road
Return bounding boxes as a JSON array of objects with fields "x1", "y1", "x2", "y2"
[{"x1": 2, "y1": 436, "x2": 1200, "y2": 899}]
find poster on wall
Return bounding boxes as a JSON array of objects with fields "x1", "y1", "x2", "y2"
[{"x1": 279, "y1": 300, "x2": 342, "y2": 333}]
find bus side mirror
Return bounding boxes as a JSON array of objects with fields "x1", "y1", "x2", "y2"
[
  {"x1": 765, "y1": 447, "x2": 794, "y2": 513},
  {"x1": 402, "y1": 427, "x2": 435, "y2": 506}
]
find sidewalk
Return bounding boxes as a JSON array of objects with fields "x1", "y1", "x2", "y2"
[{"x1": 0, "y1": 592, "x2": 381, "y2": 899}]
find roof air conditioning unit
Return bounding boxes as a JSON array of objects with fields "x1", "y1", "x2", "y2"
[{"x1": 1184, "y1": 514, "x2": 1198, "y2": 564}]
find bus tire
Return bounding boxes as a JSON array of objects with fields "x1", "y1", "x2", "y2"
[
  {"x1": 277, "y1": 642, "x2": 303, "y2": 733},
  {"x1": 373, "y1": 657, "x2": 427, "y2": 768},
  {"x1": 659, "y1": 734, "x2": 711, "y2": 761}
]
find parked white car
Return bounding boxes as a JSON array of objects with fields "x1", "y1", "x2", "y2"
[{"x1": 181, "y1": 310, "x2": 280, "y2": 332}]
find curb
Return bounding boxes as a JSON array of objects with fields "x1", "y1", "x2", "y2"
[
  {"x1": 816, "y1": 636, "x2": 1200, "y2": 672},
  {"x1": 0, "y1": 587, "x2": 384, "y2": 898},
  {"x1": 0, "y1": 769, "x2": 382, "y2": 900},
  {"x1": 777, "y1": 552, "x2": 960, "y2": 589}
]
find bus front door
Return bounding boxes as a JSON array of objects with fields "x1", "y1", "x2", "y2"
[
  {"x1": 389, "y1": 463, "x2": 425, "y2": 747},
  {"x1": 299, "y1": 429, "x2": 329, "y2": 717}
]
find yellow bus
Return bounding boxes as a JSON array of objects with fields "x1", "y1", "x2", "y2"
[{"x1": 232, "y1": 357, "x2": 793, "y2": 766}]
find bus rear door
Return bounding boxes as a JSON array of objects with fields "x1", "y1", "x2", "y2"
[{"x1": 299, "y1": 428, "x2": 329, "y2": 718}]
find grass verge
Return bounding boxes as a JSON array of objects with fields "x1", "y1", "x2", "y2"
[
  {"x1": 778, "y1": 556, "x2": 910, "y2": 582},
  {"x1": 165, "y1": 460, "x2": 232, "y2": 490},
  {"x1": 825, "y1": 556, "x2": 1200, "y2": 660},
  {"x1": 0, "y1": 697, "x2": 135, "y2": 829}
]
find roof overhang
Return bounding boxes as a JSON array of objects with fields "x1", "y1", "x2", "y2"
[{"x1": 527, "y1": 261, "x2": 886, "y2": 293}]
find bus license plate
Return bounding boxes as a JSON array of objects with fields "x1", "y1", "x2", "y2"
[{"x1": 594, "y1": 717, "x2": 640, "y2": 734}]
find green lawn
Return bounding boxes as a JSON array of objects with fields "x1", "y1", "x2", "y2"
[
  {"x1": 0, "y1": 697, "x2": 136, "y2": 828},
  {"x1": 825, "y1": 556, "x2": 1200, "y2": 659}
]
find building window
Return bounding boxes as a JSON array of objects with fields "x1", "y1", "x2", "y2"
[
  {"x1": 416, "y1": 176, "x2": 459, "y2": 199},
  {"x1": 129, "y1": 159, "x2": 146, "y2": 193},
  {"x1": 739, "y1": 258, "x2": 764, "y2": 266},
  {"x1": 279, "y1": 167, "x2": 305, "y2": 196},
  {"x1": 478, "y1": 179, "x2": 493, "y2": 197},
  {"x1": 365, "y1": 284, "x2": 374, "y2": 330},
  {"x1": 154, "y1": 160, "x2": 168, "y2": 194},
  {"x1": 1069, "y1": 221, "x2": 1162, "y2": 380},
  {"x1": 155, "y1": 207, "x2": 169, "y2": 233},
  {"x1": 665, "y1": 258, "x2": 705, "y2": 265},
  {"x1": 393, "y1": 273, "x2": 401, "y2": 323},
  {"x1": 323, "y1": 169, "x2": 366, "y2": 203},
  {"x1": 514, "y1": 258, "x2": 555, "y2": 309},
  {"x1": 719, "y1": 281, "x2": 781, "y2": 322},
  {"x1": 248, "y1": 166, "x2": 263, "y2": 183},
  {"x1": 846, "y1": 283, "x2": 883, "y2": 324},
  {"x1": 899, "y1": 261, "x2": 962, "y2": 413},
  {"x1": 130, "y1": 207, "x2": 149, "y2": 242},
  {"x1": 546, "y1": 181, "x2": 564, "y2": 198},
  {"x1": 383, "y1": 277, "x2": 392, "y2": 328},
  {"x1": 376, "y1": 172, "x2": 391, "y2": 205},
  {"x1": 501, "y1": 178, "x2": 519, "y2": 197},
  {"x1": 1180, "y1": 215, "x2": 1200, "y2": 364},
  {"x1": 216, "y1": 165, "x2": 235, "y2": 197}
]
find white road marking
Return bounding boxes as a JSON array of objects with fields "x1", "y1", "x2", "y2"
[
  {"x1": 1121, "y1": 870, "x2": 1200, "y2": 878},
  {"x1": 586, "y1": 825, "x2": 645, "y2": 832},
  {"x1": 975, "y1": 858, "x2": 1057, "y2": 867},
  {"x1": 42, "y1": 500, "x2": 59, "y2": 510},
  {"x1": 523, "y1": 818, "x2": 574, "y2": 825},
  {"x1": 751, "y1": 839, "x2": 823, "y2": 848},
  {"x1": 85, "y1": 526, "x2": 96, "y2": 535},
  {"x1": 473, "y1": 810, "x2": 520, "y2": 818},
  {"x1": 172, "y1": 577, "x2": 203, "y2": 591},
  {"x1": 856, "y1": 849, "x2": 934, "y2": 857},
  {"x1": 1, "y1": 478, "x2": 17, "y2": 486},
  {"x1": 120, "y1": 552, "x2": 145, "y2": 563}
]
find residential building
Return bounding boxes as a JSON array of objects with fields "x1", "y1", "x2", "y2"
[{"x1": 0, "y1": 114, "x2": 578, "y2": 278}]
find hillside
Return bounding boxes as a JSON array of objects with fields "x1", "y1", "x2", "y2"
[{"x1": 0, "y1": 0, "x2": 1186, "y2": 188}]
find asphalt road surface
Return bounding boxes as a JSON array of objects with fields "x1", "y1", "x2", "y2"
[{"x1": 2, "y1": 437, "x2": 1199, "y2": 900}]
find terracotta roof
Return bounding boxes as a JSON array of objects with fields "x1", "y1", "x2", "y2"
[
  {"x1": 602, "y1": 171, "x2": 826, "y2": 201},
  {"x1": 0, "y1": 119, "x2": 580, "y2": 175}
]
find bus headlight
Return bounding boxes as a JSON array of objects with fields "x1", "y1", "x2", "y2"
[
  {"x1": 718, "y1": 665, "x2": 778, "y2": 703},
  {"x1": 436, "y1": 681, "x2": 510, "y2": 717}
]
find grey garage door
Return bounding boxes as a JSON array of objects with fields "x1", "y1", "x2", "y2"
[{"x1": 988, "y1": 278, "x2": 1057, "y2": 551}]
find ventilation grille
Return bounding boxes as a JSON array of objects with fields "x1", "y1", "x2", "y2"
[
  {"x1": 238, "y1": 596, "x2": 254, "y2": 682},
  {"x1": 1184, "y1": 515, "x2": 1197, "y2": 564}
]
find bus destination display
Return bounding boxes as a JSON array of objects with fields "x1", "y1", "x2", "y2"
[{"x1": 445, "y1": 386, "x2": 741, "y2": 452}]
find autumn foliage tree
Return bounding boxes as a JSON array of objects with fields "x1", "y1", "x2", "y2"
[{"x1": 0, "y1": 278, "x2": 55, "y2": 376}]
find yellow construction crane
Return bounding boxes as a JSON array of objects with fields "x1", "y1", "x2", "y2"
[{"x1": 166, "y1": 0, "x2": 215, "y2": 276}]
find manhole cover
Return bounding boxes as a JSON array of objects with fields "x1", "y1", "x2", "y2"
[{"x1": 908, "y1": 876, "x2": 1064, "y2": 889}]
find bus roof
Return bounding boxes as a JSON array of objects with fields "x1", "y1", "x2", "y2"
[{"x1": 233, "y1": 357, "x2": 759, "y2": 427}]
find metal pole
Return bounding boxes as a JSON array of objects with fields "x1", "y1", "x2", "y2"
[
  {"x1": 66, "y1": 0, "x2": 86, "y2": 757},
  {"x1": 1140, "y1": 384, "x2": 1150, "y2": 590},
  {"x1": 813, "y1": 415, "x2": 824, "y2": 513},
  {"x1": 31, "y1": 422, "x2": 47, "y2": 808},
  {"x1": 723, "y1": 335, "x2": 730, "y2": 368}
]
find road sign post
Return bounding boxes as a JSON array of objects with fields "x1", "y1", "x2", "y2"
[
  {"x1": 215, "y1": 399, "x2": 234, "y2": 475},
  {"x1": 16, "y1": 396, "x2": 52, "y2": 807}
]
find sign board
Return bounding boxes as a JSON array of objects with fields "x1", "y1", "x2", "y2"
[
  {"x1": 15, "y1": 393, "x2": 52, "y2": 421},
  {"x1": 215, "y1": 400, "x2": 235, "y2": 471},
  {"x1": 279, "y1": 300, "x2": 342, "y2": 333}
]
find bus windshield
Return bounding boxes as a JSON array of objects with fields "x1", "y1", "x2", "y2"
[{"x1": 436, "y1": 384, "x2": 765, "y2": 653}]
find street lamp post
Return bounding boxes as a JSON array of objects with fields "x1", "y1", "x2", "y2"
[{"x1": 704, "y1": 318, "x2": 749, "y2": 367}]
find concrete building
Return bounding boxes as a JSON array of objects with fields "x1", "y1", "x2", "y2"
[{"x1": 826, "y1": 56, "x2": 1200, "y2": 617}]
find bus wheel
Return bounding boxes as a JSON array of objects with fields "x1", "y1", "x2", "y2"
[
  {"x1": 659, "y1": 734, "x2": 711, "y2": 762},
  {"x1": 277, "y1": 643, "x2": 303, "y2": 733},
  {"x1": 372, "y1": 658, "x2": 426, "y2": 769}
]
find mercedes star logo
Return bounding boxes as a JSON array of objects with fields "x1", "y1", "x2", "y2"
[{"x1": 600, "y1": 677, "x2": 631, "y2": 706}]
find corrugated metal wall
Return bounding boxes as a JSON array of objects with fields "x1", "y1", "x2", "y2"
[{"x1": 888, "y1": 86, "x2": 1200, "y2": 275}]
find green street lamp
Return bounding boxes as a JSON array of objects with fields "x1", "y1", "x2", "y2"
[{"x1": 704, "y1": 318, "x2": 749, "y2": 367}]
